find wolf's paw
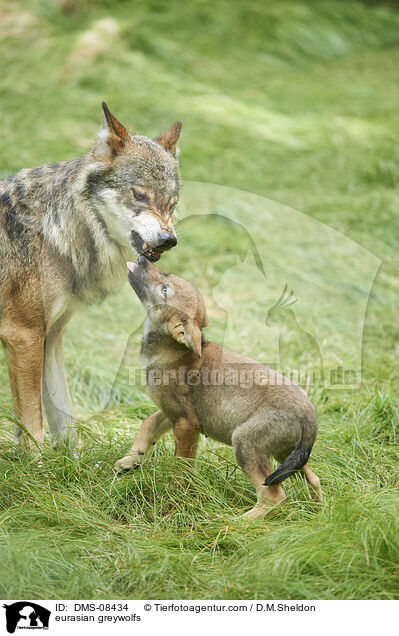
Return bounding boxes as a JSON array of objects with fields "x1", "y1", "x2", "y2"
[
  {"x1": 114, "y1": 451, "x2": 144, "y2": 473},
  {"x1": 241, "y1": 504, "x2": 270, "y2": 521}
]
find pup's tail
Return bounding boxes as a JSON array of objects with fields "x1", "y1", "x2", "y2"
[{"x1": 263, "y1": 434, "x2": 312, "y2": 486}]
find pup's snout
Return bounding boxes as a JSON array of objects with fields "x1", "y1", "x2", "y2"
[
  {"x1": 156, "y1": 232, "x2": 177, "y2": 251},
  {"x1": 137, "y1": 254, "x2": 148, "y2": 266}
]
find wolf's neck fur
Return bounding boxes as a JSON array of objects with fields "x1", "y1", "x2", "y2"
[
  {"x1": 141, "y1": 318, "x2": 195, "y2": 369},
  {"x1": 1, "y1": 154, "x2": 130, "y2": 304}
]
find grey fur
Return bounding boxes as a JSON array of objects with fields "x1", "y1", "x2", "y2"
[{"x1": 0, "y1": 104, "x2": 181, "y2": 446}]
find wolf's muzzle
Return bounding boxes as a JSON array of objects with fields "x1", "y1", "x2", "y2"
[
  {"x1": 142, "y1": 232, "x2": 177, "y2": 261},
  {"x1": 130, "y1": 229, "x2": 177, "y2": 262},
  {"x1": 156, "y1": 232, "x2": 177, "y2": 251}
]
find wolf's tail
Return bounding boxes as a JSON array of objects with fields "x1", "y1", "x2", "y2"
[{"x1": 263, "y1": 431, "x2": 312, "y2": 486}]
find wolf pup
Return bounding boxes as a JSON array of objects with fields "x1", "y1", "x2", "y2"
[
  {"x1": 115, "y1": 257, "x2": 322, "y2": 519},
  {"x1": 0, "y1": 103, "x2": 181, "y2": 448}
]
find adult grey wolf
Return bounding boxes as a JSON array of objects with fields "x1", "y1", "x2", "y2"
[
  {"x1": 0, "y1": 103, "x2": 182, "y2": 448},
  {"x1": 115, "y1": 257, "x2": 322, "y2": 519}
]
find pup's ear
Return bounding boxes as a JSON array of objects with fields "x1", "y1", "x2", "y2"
[
  {"x1": 168, "y1": 318, "x2": 202, "y2": 357},
  {"x1": 95, "y1": 102, "x2": 130, "y2": 160},
  {"x1": 155, "y1": 121, "x2": 182, "y2": 155}
]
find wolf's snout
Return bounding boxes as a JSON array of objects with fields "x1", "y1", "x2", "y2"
[{"x1": 156, "y1": 232, "x2": 177, "y2": 251}]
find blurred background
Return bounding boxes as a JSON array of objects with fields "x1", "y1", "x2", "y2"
[
  {"x1": 1, "y1": 0, "x2": 399, "y2": 602},
  {"x1": 1, "y1": 0, "x2": 399, "y2": 410},
  {"x1": 0, "y1": 0, "x2": 398, "y2": 406}
]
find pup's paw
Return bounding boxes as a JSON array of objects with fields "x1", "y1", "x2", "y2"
[
  {"x1": 241, "y1": 504, "x2": 270, "y2": 520},
  {"x1": 114, "y1": 451, "x2": 144, "y2": 473}
]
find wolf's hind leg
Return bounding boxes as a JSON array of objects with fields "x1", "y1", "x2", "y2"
[
  {"x1": 114, "y1": 410, "x2": 171, "y2": 471},
  {"x1": 233, "y1": 425, "x2": 286, "y2": 519},
  {"x1": 3, "y1": 327, "x2": 45, "y2": 448},
  {"x1": 241, "y1": 467, "x2": 286, "y2": 520},
  {"x1": 42, "y1": 320, "x2": 74, "y2": 445},
  {"x1": 301, "y1": 464, "x2": 322, "y2": 502}
]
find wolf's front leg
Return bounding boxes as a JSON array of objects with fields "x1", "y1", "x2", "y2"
[
  {"x1": 42, "y1": 322, "x2": 74, "y2": 446},
  {"x1": 2, "y1": 325, "x2": 45, "y2": 449},
  {"x1": 114, "y1": 410, "x2": 171, "y2": 472}
]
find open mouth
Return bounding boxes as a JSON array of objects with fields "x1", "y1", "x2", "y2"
[
  {"x1": 130, "y1": 231, "x2": 162, "y2": 262},
  {"x1": 141, "y1": 247, "x2": 161, "y2": 262}
]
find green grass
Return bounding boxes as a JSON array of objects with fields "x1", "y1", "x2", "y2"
[{"x1": 0, "y1": 0, "x2": 399, "y2": 600}]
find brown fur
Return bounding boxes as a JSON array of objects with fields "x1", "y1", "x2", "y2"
[{"x1": 115, "y1": 257, "x2": 322, "y2": 518}]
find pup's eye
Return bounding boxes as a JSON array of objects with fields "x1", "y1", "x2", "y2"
[
  {"x1": 161, "y1": 285, "x2": 168, "y2": 298},
  {"x1": 132, "y1": 187, "x2": 147, "y2": 202}
]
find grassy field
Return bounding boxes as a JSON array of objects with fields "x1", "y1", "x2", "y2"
[{"x1": 0, "y1": 0, "x2": 399, "y2": 600}]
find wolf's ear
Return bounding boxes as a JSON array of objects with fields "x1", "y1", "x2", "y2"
[
  {"x1": 168, "y1": 318, "x2": 202, "y2": 357},
  {"x1": 155, "y1": 121, "x2": 182, "y2": 155},
  {"x1": 95, "y1": 102, "x2": 130, "y2": 160}
]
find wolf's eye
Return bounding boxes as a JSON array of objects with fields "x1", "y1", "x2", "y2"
[
  {"x1": 132, "y1": 187, "x2": 147, "y2": 202},
  {"x1": 161, "y1": 285, "x2": 168, "y2": 298}
]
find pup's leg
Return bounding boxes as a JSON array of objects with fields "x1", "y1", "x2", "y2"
[
  {"x1": 301, "y1": 464, "x2": 322, "y2": 502},
  {"x1": 42, "y1": 317, "x2": 74, "y2": 445},
  {"x1": 233, "y1": 426, "x2": 286, "y2": 519},
  {"x1": 241, "y1": 468, "x2": 286, "y2": 520},
  {"x1": 173, "y1": 418, "x2": 200, "y2": 458},
  {"x1": 4, "y1": 327, "x2": 45, "y2": 448},
  {"x1": 114, "y1": 410, "x2": 171, "y2": 471}
]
